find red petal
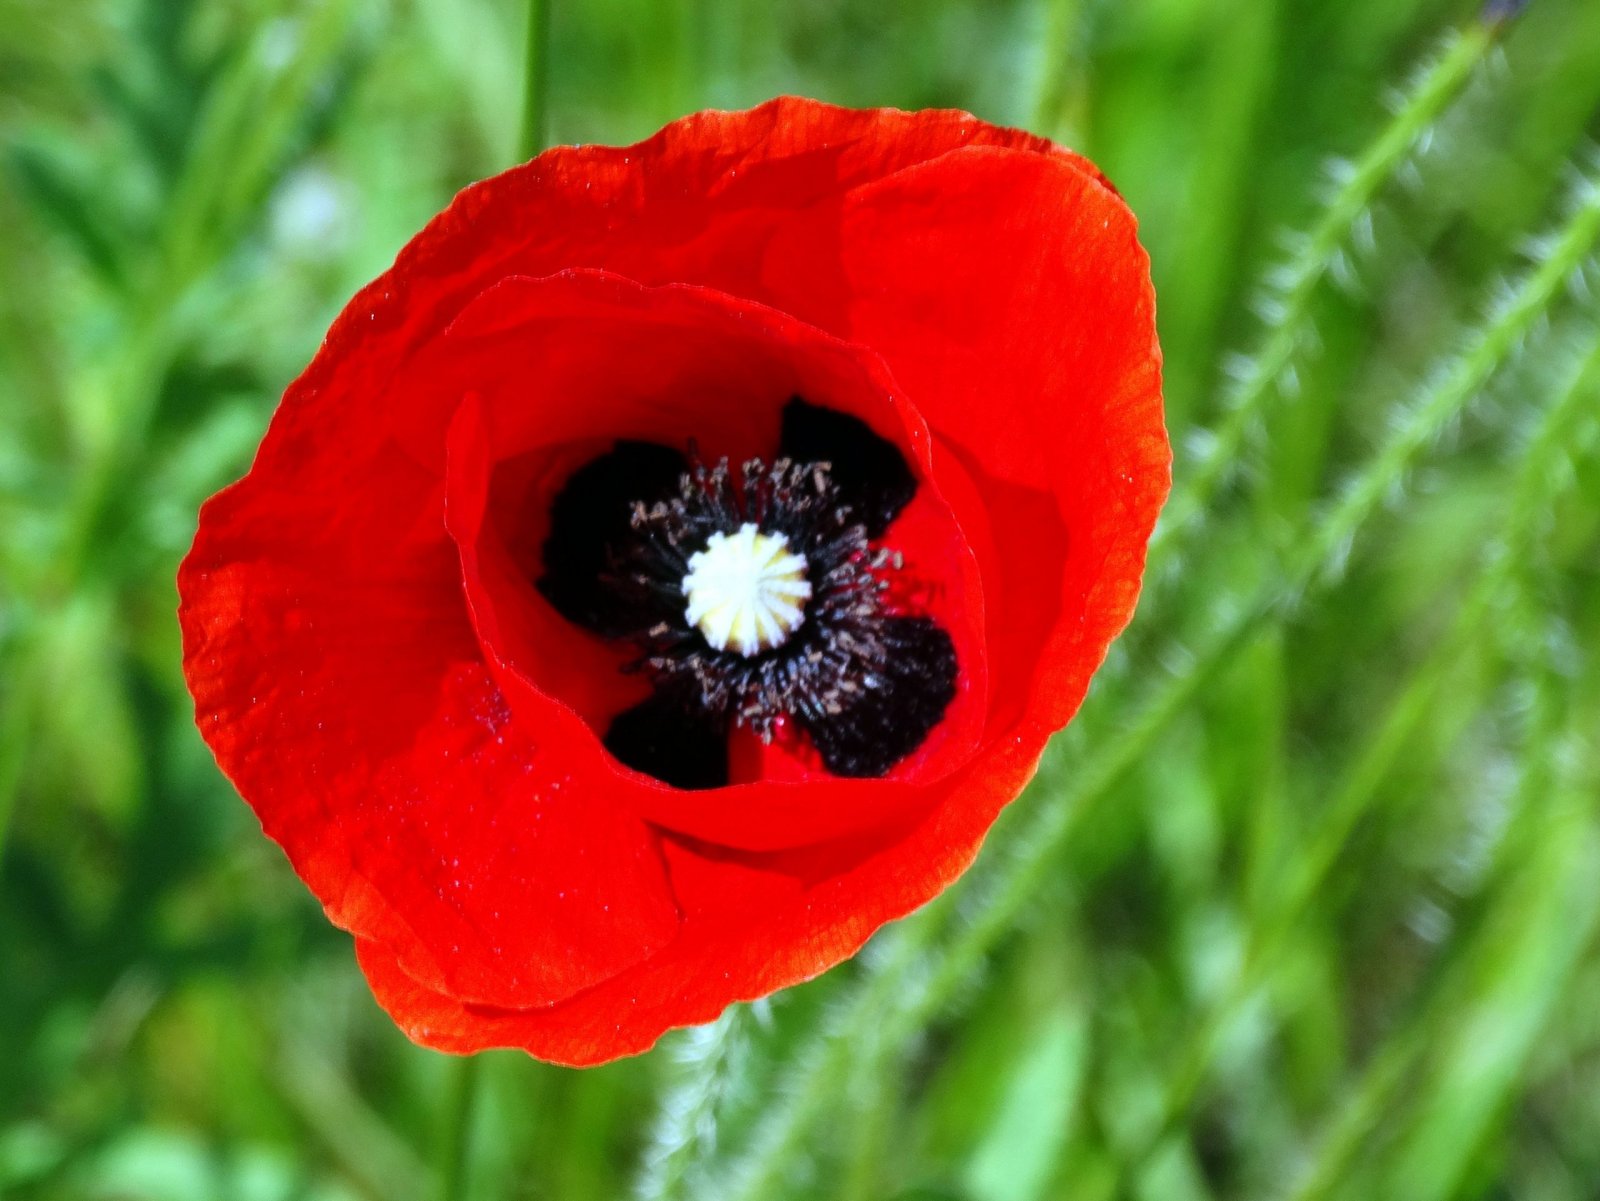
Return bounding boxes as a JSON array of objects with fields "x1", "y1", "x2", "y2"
[
  {"x1": 180, "y1": 424, "x2": 680, "y2": 1013},
  {"x1": 759, "y1": 144, "x2": 1167, "y2": 742},
  {"x1": 432, "y1": 269, "x2": 988, "y2": 846},
  {"x1": 351, "y1": 724, "x2": 1046, "y2": 1065}
]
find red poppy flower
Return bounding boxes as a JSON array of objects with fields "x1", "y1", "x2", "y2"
[{"x1": 178, "y1": 98, "x2": 1167, "y2": 1066}]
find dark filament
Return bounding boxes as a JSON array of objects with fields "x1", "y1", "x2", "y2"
[{"x1": 610, "y1": 452, "x2": 909, "y2": 743}]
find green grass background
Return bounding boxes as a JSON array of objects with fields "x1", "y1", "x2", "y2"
[{"x1": 3, "y1": 0, "x2": 1600, "y2": 1198}]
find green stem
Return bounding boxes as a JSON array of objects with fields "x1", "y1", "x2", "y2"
[
  {"x1": 0, "y1": 654, "x2": 37, "y2": 868},
  {"x1": 720, "y1": 926, "x2": 939, "y2": 1201},
  {"x1": 517, "y1": 0, "x2": 552, "y2": 161},
  {"x1": 1028, "y1": 0, "x2": 1086, "y2": 143},
  {"x1": 438, "y1": 1055, "x2": 483, "y2": 1201}
]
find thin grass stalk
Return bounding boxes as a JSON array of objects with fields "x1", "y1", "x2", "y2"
[
  {"x1": 437, "y1": 1055, "x2": 483, "y2": 1201},
  {"x1": 1151, "y1": 20, "x2": 1496, "y2": 564},
  {"x1": 517, "y1": 0, "x2": 552, "y2": 160},
  {"x1": 1377, "y1": 726, "x2": 1600, "y2": 1196},
  {"x1": 0, "y1": 10, "x2": 362, "y2": 863},
  {"x1": 0, "y1": 655, "x2": 38, "y2": 864},
  {"x1": 55, "y1": 0, "x2": 363, "y2": 587},
  {"x1": 1292, "y1": 828, "x2": 1597, "y2": 1201},
  {"x1": 1027, "y1": 0, "x2": 1086, "y2": 143},
  {"x1": 713, "y1": 165, "x2": 1600, "y2": 1200},
  {"x1": 833, "y1": 980, "x2": 911, "y2": 1201},
  {"x1": 272, "y1": 1032, "x2": 434, "y2": 1201}
]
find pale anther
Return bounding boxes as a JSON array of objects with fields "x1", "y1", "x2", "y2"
[{"x1": 682, "y1": 523, "x2": 812, "y2": 656}]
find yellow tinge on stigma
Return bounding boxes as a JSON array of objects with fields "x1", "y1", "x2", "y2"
[{"x1": 682, "y1": 523, "x2": 813, "y2": 656}]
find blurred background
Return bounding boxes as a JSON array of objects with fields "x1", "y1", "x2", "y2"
[{"x1": 3, "y1": 0, "x2": 1600, "y2": 1198}]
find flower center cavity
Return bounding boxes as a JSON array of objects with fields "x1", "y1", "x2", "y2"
[{"x1": 535, "y1": 398, "x2": 959, "y2": 786}]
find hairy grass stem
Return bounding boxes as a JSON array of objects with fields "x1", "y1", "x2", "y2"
[{"x1": 1151, "y1": 22, "x2": 1498, "y2": 565}]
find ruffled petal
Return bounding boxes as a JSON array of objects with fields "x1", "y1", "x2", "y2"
[
  {"x1": 179, "y1": 406, "x2": 682, "y2": 1015},
  {"x1": 351, "y1": 719, "x2": 1047, "y2": 1065},
  {"x1": 232, "y1": 100, "x2": 1072, "y2": 493},
  {"x1": 435, "y1": 270, "x2": 989, "y2": 847}
]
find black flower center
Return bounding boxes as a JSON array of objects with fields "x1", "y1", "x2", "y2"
[{"x1": 537, "y1": 398, "x2": 958, "y2": 789}]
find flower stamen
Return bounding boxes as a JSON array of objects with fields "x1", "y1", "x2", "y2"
[{"x1": 537, "y1": 401, "x2": 959, "y2": 783}]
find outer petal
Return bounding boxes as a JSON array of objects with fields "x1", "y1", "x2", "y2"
[
  {"x1": 179, "y1": 405, "x2": 682, "y2": 1014},
  {"x1": 761, "y1": 144, "x2": 1167, "y2": 743},
  {"x1": 232, "y1": 99, "x2": 1069, "y2": 495},
  {"x1": 352, "y1": 726, "x2": 1047, "y2": 1066}
]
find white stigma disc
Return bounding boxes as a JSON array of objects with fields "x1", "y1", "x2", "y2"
[{"x1": 682, "y1": 523, "x2": 813, "y2": 656}]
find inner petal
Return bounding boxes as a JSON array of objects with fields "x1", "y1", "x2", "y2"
[{"x1": 427, "y1": 269, "x2": 989, "y2": 848}]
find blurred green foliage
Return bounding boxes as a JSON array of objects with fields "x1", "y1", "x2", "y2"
[{"x1": 3, "y1": 0, "x2": 1600, "y2": 1198}]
